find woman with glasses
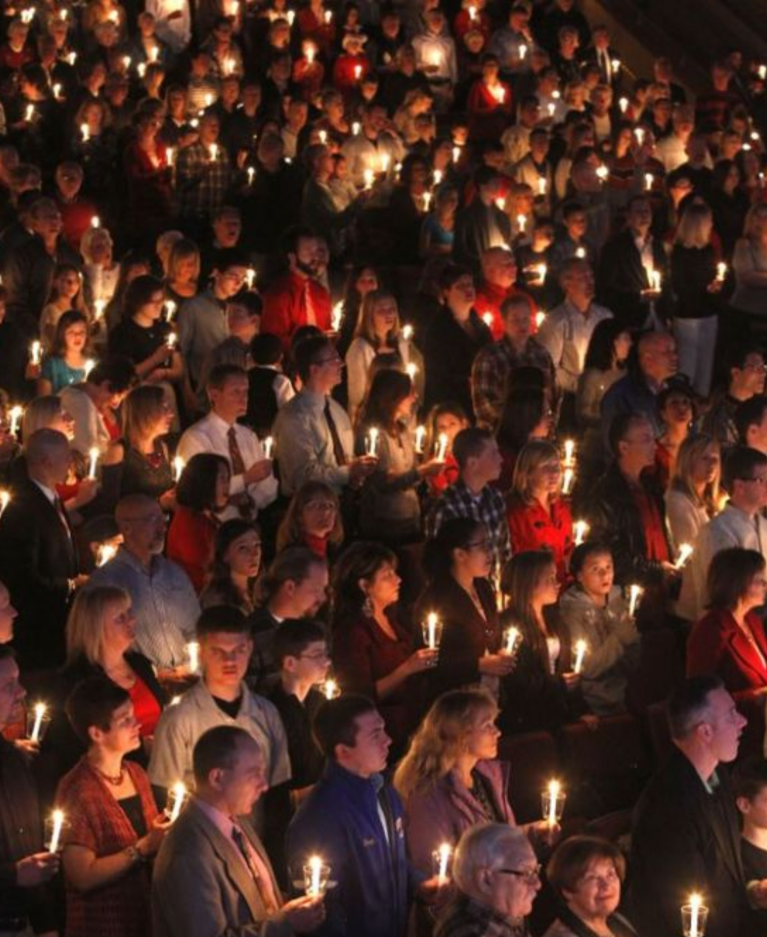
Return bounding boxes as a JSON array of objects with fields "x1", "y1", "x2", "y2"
[
  {"x1": 417, "y1": 518, "x2": 514, "y2": 707},
  {"x1": 331, "y1": 542, "x2": 436, "y2": 747},
  {"x1": 507, "y1": 440, "x2": 574, "y2": 584},
  {"x1": 276, "y1": 480, "x2": 344, "y2": 559},
  {"x1": 499, "y1": 550, "x2": 583, "y2": 734},
  {"x1": 687, "y1": 547, "x2": 767, "y2": 693},
  {"x1": 544, "y1": 836, "x2": 637, "y2": 937},
  {"x1": 56, "y1": 676, "x2": 168, "y2": 937}
]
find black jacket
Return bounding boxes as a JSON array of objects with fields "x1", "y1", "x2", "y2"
[
  {"x1": 597, "y1": 229, "x2": 672, "y2": 330},
  {"x1": 4, "y1": 234, "x2": 81, "y2": 339},
  {"x1": 422, "y1": 306, "x2": 492, "y2": 418}
]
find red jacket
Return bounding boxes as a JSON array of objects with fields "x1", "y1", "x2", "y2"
[
  {"x1": 262, "y1": 271, "x2": 332, "y2": 349},
  {"x1": 687, "y1": 608, "x2": 767, "y2": 693},
  {"x1": 166, "y1": 505, "x2": 217, "y2": 593},
  {"x1": 507, "y1": 495, "x2": 573, "y2": 583},
  {"x1": 474, "y1": 281, "x2": 538, "y2": 341}
]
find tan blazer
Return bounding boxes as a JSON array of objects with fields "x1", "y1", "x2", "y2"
[{"x1": 152, "y1": 799, "x2": 293, "y2": 937}]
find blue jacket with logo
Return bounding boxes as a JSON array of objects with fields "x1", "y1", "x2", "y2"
[{"x1": 286, "y1": 760, "x2": 422, "y2": 937}]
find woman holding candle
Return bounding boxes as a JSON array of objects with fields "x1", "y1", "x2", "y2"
[
  {"x1": 356, "y1": 369, "x2": 443, "y2": 545},
  {"x1": 346, "y1": 289, "x2": 424, "y2": 425},
  {"x1": 687, "y1": 547, "x2": 767, "y2": 693},
  {"x1": 331, "y1": 541, "x2": 437, "y2": 747},
  {"x1": 424, "y1": 402, "x2": 470, "y2": 496},
  {"x1": 499, "y1": 550, "x2": 583, "y2": 733},
  {"x1": 665, "y1": 434, "x2": 721, "y2": 552},
  {"x1": 166, "y1": 453, "x2": 230, "y2": 592},
  {"x1": 122, "y1": 109, "x2": 174, "y2": 240},
  {"x1": 417, "y1": 518, "x2": 514, "y2": 707},
  {"x1": 37, "y1": 310, "x2": 92, "y2": 396},
  {"x1": 275, "y1": 480, "x2": 344, "y2": 559},
  {"x1": 544, "y1": 835, "x2": 638, "y2": 937},
  {"x1": 56, "y1": 676, "x2": 168, "y2": 937},
  {"x1": 466, "y1": 53, "x2": 513, "y2": 142},
  {"x1": 559, "y1": 542, "x2": 640, "y2": 716},
  {"x1": 39, "y1": 263, "x2": 88, "y2": 352},
  {"x1": 507, "y1": 440, "x2": 574, "y2": 585},
  {"x1": 654, "y1": 382, "x2": 696, "y2": 489}
]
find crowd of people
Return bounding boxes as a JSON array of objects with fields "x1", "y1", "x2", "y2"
[{"x1": 3, "y1": 0, "x2": 767, "y2": 934}]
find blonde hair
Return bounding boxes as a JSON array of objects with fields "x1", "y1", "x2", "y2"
[
  {"x1": 276, "y1": 480, "x2": 344, "y2": 552},
  {"x1": 122, "y1": 384, "x2": 166, "y2": 447},
  {"x1": 167, "y1": 237, "x2": 201, "y2": 284},
  {"x1": 66, "y1": 586, "x2": 130, "y2": 663},
  {"x1": 80, "y1": 225, "x2": 113, "y2": 264},
  {"x1": 511, "y1": 439, "x2": 561, "y2": 504},
  {"x1": 670, "y1": 433, "x2": 720, "y2": 517},
  {"x1": 22, "y1": 395, "x2": 65, "y2": 438},
  {"x1": 354, "y1": 289, "x2": 401, "y2": 349},
  {"x1": 394, "y1": 688, "x2": 498, "y2": 802},
  {"x1": 675, "y1": 201, "x2": 713, "y2": 249},
  {"x1": 156, "y1": 230, "x2": 184, "y2": 274}
]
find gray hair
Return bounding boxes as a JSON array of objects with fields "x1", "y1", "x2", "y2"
[
  {"x1": 453, "y1": 823, "x2": 531, "y2": 893},
  {"x1": 25, "y1": 428, "x2": 68, "y2": 466}
]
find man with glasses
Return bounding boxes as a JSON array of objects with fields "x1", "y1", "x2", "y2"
[
  {"x1": 87, "y1": 494, "x2": 200, "y2": 671},
  {"x1": 434, "y1": 823, "x2": 541, "y2": 937},
  {"x1": 700, "y1": 344, "x2": 766, "y2": 451},
  {"x1": 274, "y1": 334, "x2": 376, "y2": 498},
  {"x1": 681, "y1": 446, "x2": 767, "y2": 621},
  {"x1": 629, "y1": 675, "x2": 751, "y2": 937},
  {"x1": 149, "y1": 606, "x2": 291, "y2": 840}
]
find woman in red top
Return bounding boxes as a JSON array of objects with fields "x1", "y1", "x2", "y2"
[
  {"x1": 122, "y1": 109, "x2": 173, "y2": 241},
  {"x1": 331, "y1": 542, "x2": 437, "y2": 749},
  {"x1": 687, "y1": 547, "x2": 767, "y2": 693},
  {"x1": 167, "y1": 453, "x2": 230, "y2": 592},
  {"x1": 276, "y1": 479, "x2": 344, "y2": 558},
  {"x1": 507, "y1": 440, "x2": 573, "y2": 584},
  {"x1": 57, "y1": 677, "x2": 168, "y2": 937},
  {"x1": 424, "y1": 402, "x2": 470, "y2": 497},
  {"x1": 466, "y1": 54, "x2": 513, "y2": 143}
]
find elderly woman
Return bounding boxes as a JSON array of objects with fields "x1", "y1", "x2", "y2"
[
  {"x1": 435, "y1": 823, "x2": 541, "y2": 937},
  {"x1": 544, "y1": 836, "x2": 638, "y2": 937}
]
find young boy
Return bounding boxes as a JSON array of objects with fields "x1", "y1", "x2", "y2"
[
  {"x1": 246, "y1": 332, "x2": 295, "y2": 437},
  {"x1": 733, "y1": 755, "x2": 767, "y2": 924}
]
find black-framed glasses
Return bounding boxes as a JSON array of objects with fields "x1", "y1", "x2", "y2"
[{"x1": 494, "y1": 865, "x2": 542, "y2": 883}]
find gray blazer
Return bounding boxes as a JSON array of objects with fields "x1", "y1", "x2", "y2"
[{"x1": 152, "y1": 799, "x2": 294, "y2": 937}]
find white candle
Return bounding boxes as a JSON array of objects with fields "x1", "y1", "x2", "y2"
[
  {"x1": 452, "y1": 145, "x2": 461, "y2": 163},
  {"x1": 80, "y1": 123, "x2": 90, "y2": 142},
  {"x1": 596, "y1": 165, "x2": 608, "y2": 181},
  {"x1": 537, "y1": 263, "x2": 547, "y2": 282},
  {"x1": 436, "y1": 433, "x2": 448, "y2": 462},
  {"x1": 25, "y1": 104, "x2": 34, "y2": 122},
  {"x1": 644, "y1": 172, "x2": 654, "y2": 191},
  {"x1": 688, "y1": 893, "x2": 702, "y2": 937},
  {"x1": 53, "y1": 83, "x2": 62, "y2": 100},
  {"x1": 168, "y1": 782, "x2": 187, "y2": 822},
  {"x1": 166, "y1": 331, "x2": 178, "y2": 350},
  {"x1": 30, "y1": 702, "x2": 47, "y2": 742},
  {"x1": 88, "y1": 447, "x2": 99, "y2": 479},
  {"x1": 380, "y1": 152, "x2": 391, "y2": 173},
  {"x1": 309, "y1": 855, "x2": 322, "y2": 896},
  {"x1": 434, "y1": 169, "x2": 443, "y2": 185},
  {"x1": 406, "y1": 362, "x2": 418, "y2": 380},
  {"x1": 173, "y1": 455, "x2": 185, "y2": 482},
  {"x1": 675, "y1": 542, "x2": 694, "y2": 569},
  {"x1": 423, "y1": 191, "x2": 432, "y2": 212},
  {"x1": 575, "y1": 246, "x2": 586, "y2": 259},
  {"x1": 548, "y1": 102, "x2": 556, "y2": 117},
  {"x1": 122, "y1": 55, "x2": 131, "y2": 70},
  {"x1": 352, "y1": 122, "x2": 361, "y2": 136},
  {"x1": 49, "y1": 809, "x2": 64, "y2": 852},
  {"x1": 30, "y1": 340, "x2": 41, "y2": 365},
  {"x1": 547, "y1": 780, "x2": 560, "y2": 826},
  {"x1": 426, "y1": 612, "x2": 439, "y2": 650},
  {"x1": 363, "y1": 168, "x2": 374, "y2": 189},
  {"x1": 573, "y1": 520, "x2": 589, "y2": 546},
  {"x1": 537, "y1": 177, "x2": 547, "y2": 196},
  {"x1": 0, "y1": 490, "x2": 10, "y2": 518},
  {"x1": 324, "y1": 9, "x2": 332, "y2": 23},
  {"x1": 482, "y1": 312, "x2": 494, "y2": 329},
  {"x1": 96, "y1": 543, "x2": 117, "y2": 567},
  {"x1": 247, "y1": 166, "x2": 255, "y2": 185},
  {"x1": 9, "y1": 405, "x2": 22, "y2": 438},
  {"x1": 562, "y1": 466, "x2": 574, "y2": 495},
  {"x1": 209, "y1": 143, "x2": 219, "y2": 161},
  {"x1": 628, "y1": 584, "x2": 643, "y2": 617},
  {"x1": 516, "y1": 213, "x2": 526, "y2": 232},
  {"x1": 436, "y1": 843, "x2": 451, "y2": 884},
  {"x1": 573, "y1": 639, "x2": 587, "y2": 674},
  {"x1": 366, "y1": 427, "x2": 379, "y2": 457},
  {"x1": 322, "y1": 678, "x2": 338, "y2": 699},
  {"x1": 84, "y1": 359, "x2": 96, "y2": 379},
  {"x1": 165, "y1": 300, "x2": 177, "y2": 321},
  {"x1": 535, "y1": 310, "x2": 547, "y2": 330},
  {"x1": 245, "y1": 268, "x2": 256, "y2": 289},
  {"x1": 402, "y1": 324, "x2": 414, "y2": 341},
  {"x1": 760, "y1": 65, "x2": 767, "y2": 80},
  {"x1": 505, "y1": 627, "x2": 520, "y2": 655},
  {"x1": 651, "y1": 269, "x2": 661, "y2": 291},
  {"x1": 331, "y1": 301, "x2": 344, "y2": 332},
  {"x1": 187, "y1": 641, "x2": 200, "y2": 673},
  {"x1": 611, "y1": 58, "x2": 620, "y2": 72},
  {"x1": 635, "y1": 127, "x2": 645, "y2": 145},
  {"x1": 415, "y1": 425, "x2": 426, "y2": 454},
  {"x1": 563, "y1": 439, "x2": 575, "y2": 465},
  {"x1": 263, "y1": 436, "x2": 274, "y2": 460},
  {"x1": 137, "y1": 62, "x2": 146, "y2": 78},
  {"x1": 354, "y1": 64, "x2": 362, "y2": 80},
  {"x1": 519, "y1": 44, "x2": 527, "y2": 60},
  {"x1": 716, "y1": 261, "x2": 727, "y2": 282}
]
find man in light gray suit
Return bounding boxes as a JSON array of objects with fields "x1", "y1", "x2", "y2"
[{"x1": 152, "y1": 725, "x2": 324, "y2": 937}]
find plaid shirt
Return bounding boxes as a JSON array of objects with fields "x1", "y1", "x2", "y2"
[
  {"x1": 427, "y1": 479, "x2": 511, "y2": 573},
  {"x1": 175, "y1": 141, "x2": 232, "y2": 220},
  {"x1": 471, "y1": 336, "x2": 555, "y2": 430},
  {"x1": 435, "y1": 896, "x2": 529, "y2": 937}
]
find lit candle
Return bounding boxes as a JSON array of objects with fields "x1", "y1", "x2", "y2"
[
  {"x1": 536, "y1": 263, "x2": 547, "y2": 282},
  {"x1": 137, "y1": 62, "x2": 146, "y2": 78},
  {"x1": 88, "y1": 447, "x2": 99, "y2": 479},
  {"x1": 165, "y1": 300, "x2": 177, "y2": 321},
  {"x1": 575, "y1": 246, "x2": 586, "y2": 259},
  {"x1": 519, "y1": 43, "x2": 527, "y2": 60},
  {"x1": 651, "y1": 269, "x2": 661, "y2": 291},
  {"x1": 322, "y1": 678, "x2": 339, "y2": 699},
  {"x1": 149, "y1": 45, "x2": 159, "y2": 63},
  {"x1": 352, "y1": 121, "x2": 361, "y2": 136},
  {"x1": 434, "y1": 169, "x2": 443, "y2": 185},
  {"x1": 67, "y1": 52, "x2": 77, "y2": 66},
  {"x1": 516, "y1": 213, "x2": 526, "y2": 232},
  {"x1": 611, "y1": 58, "x2": 620, "y2": 71},
  {"x1": 504, "y1": 626, "x2": 520, "y2": 655},
  {"x1": 48, "y1": 809, "x2": 65, "y2": 852},
  {"x1": 168, "y1": 782, "x2": 187, "y2": 822},
  {"x1": 406, "y1": 362, "x2": 417, "y2": 381},
  {"x1": 245, "y1": 268, "x2": 256, "y2": 289},
  {"x1": 10, "y1": 403, "x2": 24, "y2": 436},
  {"x1": 80, "y1": 123, "x2": 90, "y2": 142},
  {"x1": 628, "y1": 583, "x2": 643, "y2": 617},
  {"x1": 760, "y1": 65, "x2": 767, "y2": 80},
  {"x1": 436, "y1": 843, "x2": 451, "y2": 885},
  {"x1": 546, "y1": 780, "x2": 561, "y2": 826},
  {"x1": 30, "y1": 340, "x2": 41, "y2": 365},
  {"x1": 435, "y1": 432, "x2": 448, "y2": 462},
  {"x1": 468, "y1": 4, "x2": 476, "y2": 19},
  {"x1": 25, "y1": 103, "x2": 34, "y2": 122},
  {"x1": 53, "y1": 83, "x2": 62, "y2": 100},
  {"x1": 166, "y1": 331, "x2": 178, "y2": 350},
  {"x1": 324, "y1": 9, "x2": 332, "y2": 23},
  {"x1": 425, "y1": 611, "x2": 440, "y2": 650},
  {"x1": 493, "y1": 85, "x2": 506, "y2": 104},
  {"x1": 0, "y1": 490, "x2": 10, "y2": 518},
  {"x1": 548, "y1": 102, "x2": 556, "y2": 117},
  {"x1": 402, "y1": 324, "x2": 414, "y2": 341},
  {"x1": 562, "y1": 467, "x2": 574, "y2": 495},
  {"x1": 716, "y1": 261, "x2": 727, "y2": 282},
  {"x1": 173, "y1": 455, "x2": 185, "y2": 482},
  {"x1": 452, "y1": 145, "x2": 461, "y2": 163},
  {"x1": 84, "y1": 359, "x2": 96, "y2": 379},
  {"x1": 308, "y1": 855, "x2": 322, "y2": 896},
  {"x1": 596, "y1": 165, "x2": 608, "y2": 181},
  {"x1": 537, "y1": 177, "x2": 547, "y2": 196},
  {"x1": 573, "y1": 519, "x2": 589, "y2": 546},
  {"x1": 246, "y1": 166, "x2": 255, "y2": 186},
  {"x1": 423, "y1": 191, "x2": 432, "y2": 212},
  {"x1": 96, "y1": 543, "x2": 117, "y2": 567},
  {"x1": 482, "y1": 312, "x2": 494, "y2": 329},
  {"x1": 363, "y1": 168, "x2": 374, "y2": 189},
  {"x1": 366, "y1": 427, "x2": 379, "y2": 457},
  {"x1": 573, "y1": 639, "x2": 587, "y2": 674},
  {"x1": 415, "y1": 425, "x2": 426, "y2": 454},
  {"x1": 30, "y1": 702, "x2": 47, "y2": 743},
  {"x1": 353, "y1": 64, "x2": 362, "y2": 80},
  {"x1": 675, "y1": 542, "x2": 694, "y2": 569},
  {"x1": 380, "y1": 152, "x2": 390, "y2": 173},
  {"x1": 224, "y1": 56, "x2": 234, "y2": 76},
  {"x1": 563, "y1": 439, "x2": 575, "y2": 465},
  {"x1": 687, "y1": 893, "x2": 703, "y2": 937},
  {"x1": 634, "y1": 127, "x2": 645, "y2": 145},
  {"x1": 331, "y1": 301, "x2": 344, "y2": 332},
  {"x1": 304, "y1": 40, "x2": 313, "y2": 59},
  {"x1": 644, "y1": 172, "x2": 654, "y2": 191},
  {"x1": 263, "y1": 436, "x2": 274, "y2": 459},
  {"x1": 209, "y1": 143, "x2": 219, "y2": 161},
  {"x1": 187, "y1": 641, "x2": 200, "y2": 673},
  {"x1": 318, "y1": 129, "x2": 328, "y2": 145},
  {"x1": 123, "y1": 55, "x2": 131, "y2": 70}
]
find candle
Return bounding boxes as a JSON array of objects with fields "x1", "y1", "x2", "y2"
[
  {"x1": 96, "y1": 542, "x2": 117, "y2": 567},
  {"x1": 380, "y1": 152, "x2": 391, "y2": 174},
  {"x1": 322, "y1": 678, "x2": 339, "y2": 699},
  {"x1": 402, "y1": 324, "x2": 414, "y2": 341},
  {"x1": 67, "y1": 52, "x2": 77, "y2": 66},
  {"x1": 25, "y1": 103, "x2": 34, "y2": 122},
  {"x1": 684, "y1": 893, "x2": 706, "y2": 937},
  {"x1": 366, "y1": 427, "x2": 379, "y2": 457},
  {"x1": 88, "y1": 447, "x2": 99, "y2": 479},
  {"x1": 48, "y1": 809, "x2": 65, "y2": 853},
  {"x1": 516, "y1": 213, "x2": 526, "y2": 232},
  {"x1": 224, "y1": 56, "x2": 234, "y2": 76},
  {"x1": 573, "y1": 519, "x2": 589, "y2": 546},
  {"x1": 331, "y1": 301, "x2": 344, "y2": 332},
  {"x1": 716, "y1": 261, "x2": 727, "y2": 282},
  {"x1": 304, "y1": 39, "x2": 313, "y2": 58},
  {"x1": 545, "y1": 780, "x2": 561, "y2": 826},
  {"x1": 354, "y1": 64, "x2": 362, "y2": 80},
  {"x1": 548, "y1": 102, "x2": 556, "y2": 117},
  {"x1": 209, "y1": 143, "x2": 219, "y2": 161},
  {"x1": 452, "y1": 145, "x2": 461, "y2": 163},
  {"x1": 675, "y1": 542, "x2": 694, "y2": 569},
  {"x1": 324, "y1": 9, "x2": 332, "y2": 23},
  {"x1": 9, "y1": 404, "x2": 24, "y2": 438},
  {"x1": 173, "y1": 455, "x2": 185, "y2": 482},
  {"x1": 596, "y1": 165, "x2": 608, "y2": 181},
  {"x1": 575, "y1": 246, "x2": 586, "y2": 259},
  {"x1": 423, "y1": 191, "x2": 432, "y2": 212},
  {"x1": 435, "y1": 432, "x2": 448, "y2": 462},
  {"x1": 760, "y1": 65, "x2": 767, "y2": 80},
  {"x1": 80, "y1": 123, "x2": 90, "y2": 142},
  {"x1": 635, "y1": 127, "x2": 645, "y2": 145},
  {"x1": 94, "y1": 299, "x2": 106, "y2": 321},
  {"x1": 168, "y1": 782, "x2": 187, "y2": 822},
  {"x1": 644, "y1": 172, "x2": 654, "y2": 191},
  {"x1": 53, "y1": 83, "x2": 62, "y2": 100},
  {"x1": 187, "y1": 641, "x2": 200, "y2": 673},
  {"x1": 650, "y1": 269, "x2": 661, "y2": 291},
  {"x1": 137, "y1": 62, "x2": 147, "y2": 78},
  {"x1": 536, "y1": 263, "x2": 547, "y2": 282},
  {"x1": 628, "y1": 583, "x2": 643, "y2": 617},
  {"x1": 123, "y1": 55, "x2": 131, "y2": 70},
  {"x1": 263, "y1": 436, "x2": 274, "y2": 459},
  {"x1": 519, "y1": 43, "x2": 527, "y2": 60},
  {"x1": 149, "y1": 45, "x2": 159, "y2": 63},
  {"x1": 423, "y1": 611, "x2": 441, "y2": 650},
  {"x1": 317, "y1": 129, "x2": 328, "y2": 145},
  {"x1": 435, "y1": 843, "x2": 451, "y2": 885},
  {"x1": 573, "y1": 639, "x2": 587, "y2": 674},
  {"x1": 247, "y1": 166, "x2": 255, "y2": 185},
  {"x1": 352, "y1": 121, "x2": 361, "y2": 136},
  {"x1": 84, "y1": 359, "x2": 96, "y2": 379},
  {"x1": 415, "y1": 425, "x2": 426, "y2": 454},
  {"x1": 504, "y1": 626, "x2": 520, "y2": 655},
  {"x1": 245, "y1": 268, "x2": 256, "y2": 289},
  {"x1": 309, "y1": 855, "x2": 322, "y2": 896},
  {"x1": 363, "y1": 168, "x2": 374, "y2": 189},
  {"x1": 30, "y1": 340, "x2": 41, "y2": 365},
  {"x1": 563, "y1": 438, "x2": 575, "y2": 465},
  {"x1": 493, "y1": 85, "x2": 506, "y2": 104},
  {"x1": 30, "y1": 702, "x2": 47, "y2": 743},
  {"x1": 562, "y1": 466, "x2": 574, "y2": 495},
  {"x1": 611, "y1": 58, "x2": 621, "y2": 72},
  {"x1": 406, "y1": 362, "x2": 418, "y2": 381},
  {"x1": 482, "y1": 312, "x2": 494, "y2": 329},
  {"x1": 433, "y1": 169, "x2": 443, "y2": 185},
  {"x1": 537, "y1": 177, "x2": 547, "y2": 196},
  {"x1": 468, "y1": 4, "x2": 476, "y2": 18},
  {"x1": 166, "y1": 331, "x2": 178, "y2": 350},
  {"x1": 0, "y1": 490, "x2": 10, "y2": 518},
  {"x1": 165, "y1": 300, "x2": 177, "y2": 321}
]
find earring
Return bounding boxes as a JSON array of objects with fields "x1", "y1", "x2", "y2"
[{"x1": 362, "y1": 592, "x2": 373, "y2": 617}]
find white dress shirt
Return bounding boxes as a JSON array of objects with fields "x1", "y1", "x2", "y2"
[{"x1": 537, "y1": 300, "x2": 613, "y2": 394}]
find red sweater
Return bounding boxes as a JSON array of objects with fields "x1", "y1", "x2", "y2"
[
  {"x1": 507, "y1": 495, "x2": 573, "y2": 583},
  {"x1": 166, "y1": 505, "x2": 217, "y2": 593}
]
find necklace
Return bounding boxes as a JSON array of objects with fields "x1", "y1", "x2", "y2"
[{"x1": 89, "y1": 760, "x2": 125, "y2": 786}]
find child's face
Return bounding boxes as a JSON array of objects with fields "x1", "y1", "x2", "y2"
[
  {"x1": 436, "y1": 412, "x2": 466, "y2": 443},
  {"x1": 289, "y1": 640, "x2": 330, "y2": 685}
]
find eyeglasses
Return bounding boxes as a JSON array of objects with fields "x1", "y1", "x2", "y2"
[
  {"x1": 494, "y1": 865, "x2": 542, "y2": 884},
  {"x1": 465, "y1": 539, "x2": 491, "y2": 551},
  {"x1": 315, "y1": 355, "x2": 342, "y2": 366}
]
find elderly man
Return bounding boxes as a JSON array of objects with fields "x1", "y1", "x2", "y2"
[
  {"x1": 601, "y1": 331, "x2": 679, "y2": 437},
  {"x1": 435, "y1": 824, "x2": 541, "y2": 937},
  {"x1": 87, "y1": 494, "x2": 199, "y2": 670}
]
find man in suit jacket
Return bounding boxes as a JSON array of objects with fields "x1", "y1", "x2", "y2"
[
  {"x1": 597, "y1": 196, "x2": 672, "y2": 331},
  {"x1": 0, "y1": 428, "x2": 82, "y2": 669},
  {"x1": 153, "y1": 724, "x2": 324, "y2": 937},
  {"x1": 629, "y1": 675, "x2": 758, "y2": 937}
]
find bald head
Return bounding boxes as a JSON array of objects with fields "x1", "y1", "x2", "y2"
[{"x1": 638, "y1": 331, "x2": 678, "y2": 384}]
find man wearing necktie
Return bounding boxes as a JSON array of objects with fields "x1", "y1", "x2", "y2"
[{"x1": 153, "y1": 725, "x2": 325, "y2": 937}]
